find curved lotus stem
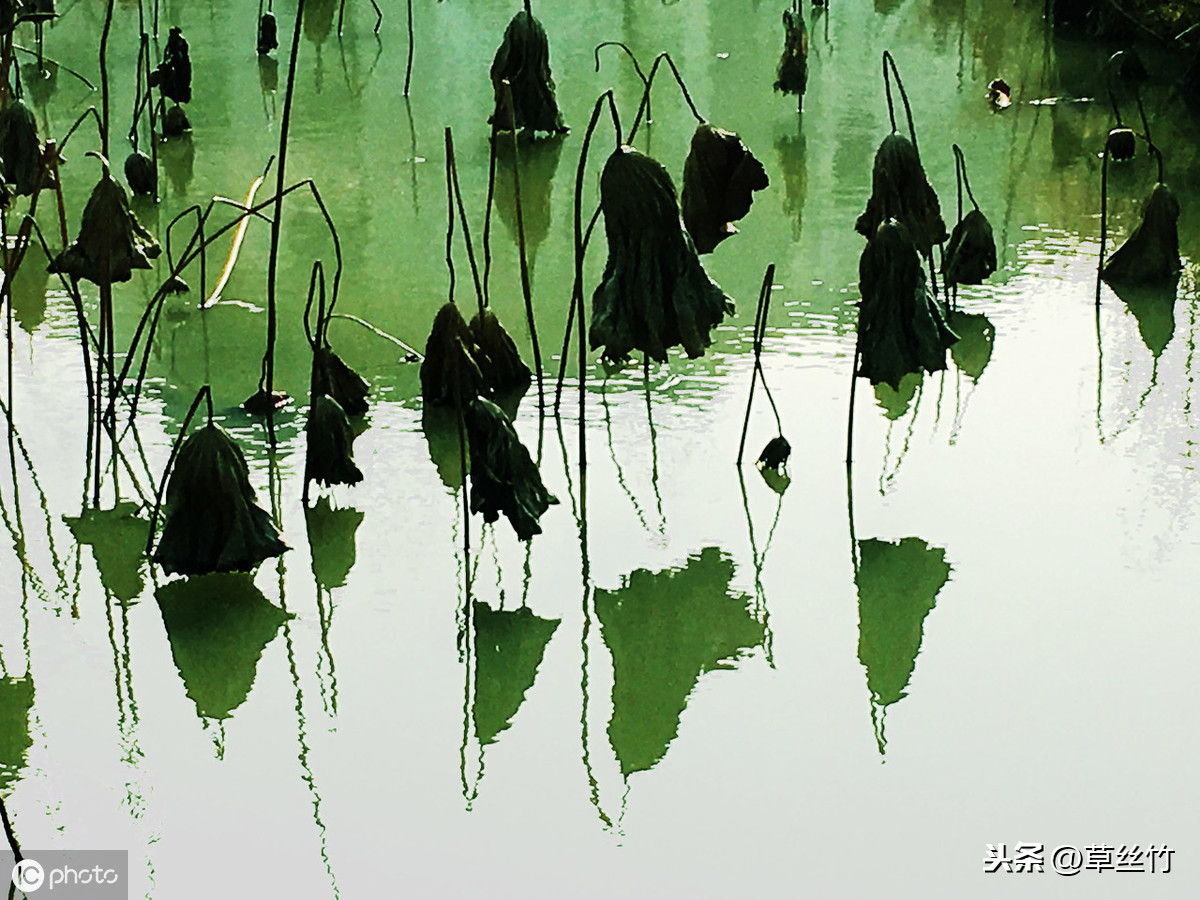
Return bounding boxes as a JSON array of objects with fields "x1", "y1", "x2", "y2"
[
  {"x1": 303, "y1": 259, "x2": 327, "y2": 353},
  {"x1": 595, "y1": 41, "x2": 650, "y2": 123},
  {"x1": 628, "y1": 51, "x2": 704, "y2": 145},
  {"x1": 882, "y1": 50, "x2": 919, "y2": 158},
  {"x1": 951, "y1": 144, "x2": 981, "y2": 219}
]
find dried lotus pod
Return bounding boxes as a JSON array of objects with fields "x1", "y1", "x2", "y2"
[
  {"x1": 855, "y1": 133, "x2": 948, "y2": 256},
  {"x1": 304, "y1": 395, "x2": 364, "y2": 491},
  {"x1": 681, "y1": 123, "x2": 769, "y2": 254},
  {"x1": 49, "y1": 173, "x2": 161, "y2": 285},
  {"x1": 589, "y1": 146, "x2": 734, "y2": 362},
  {"x1": 152, "y1": 423, "x2": 288, "y2": 576},
  {"x1": 465, "y1": 397, "x2": 557, "y2": 541},
  {"x1": 1101, "y1": 182, "x2": 1181, "y2": 285},
  {"x1": 489, "y1": 10, "x2": 568, "y2": 135},
  {"x1": 420, "y1": 301, "x2": 485, "y2": 407},
  {"x1": 856, "y1": 220, "x2": 958, "y2": 390}
]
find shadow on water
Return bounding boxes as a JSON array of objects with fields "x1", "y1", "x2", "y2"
[
  {"x1": 472, "y1": 601, "x2": 560, "y2": 747},
  {"x1": 64, "y1": 502, "x2": 150, "y2": 604},
  {"x1": 854, "y1": 536, "x2": 952, "y2": 757},
  {"x1": 0, "y1": 675, "x2": 33, "y2": 795},
  {"x1": 594, "y1": 547, "x2": 766, "y2": 779},
  {"x1": 492, "y1": 134, "x2": 565, "y2": 277},
  {"x1": 155, "y1": 573, "x2": 291, "y2": 726},
  {"x1": 305, "y1": 497, "x2": 364, "y2": 715}
]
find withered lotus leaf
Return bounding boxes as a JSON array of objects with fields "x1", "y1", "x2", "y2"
[
  {"x1": 1101, "y1": 182, "x2": 1182, "y2": 284},
  {"x1": 857, "y1": 220, "x2": 958, "y2": 390},
  {"x1": 855, "y1": 133, "x2": 949, "y2": 256},
  {"x1": 469, "y1": 308, "x2": 531, "y2": 394},
  {"x1": 941, "y1": 208, "x2": 997, "y2": 286},
  {"x1": 681, "y1": 124, "x2": 770, "y2": 254},
  {"x1": 0, "y1": 99, "x2": 42, "y2": 196},
  {"x1": 49, "y1": 174, "x2": 161, "y2": 285},
  {"x1": 150, "y1": 26, "x2": 192, "y2": 105},
  {"x1": 124, "y1": 150, "x2": 157, "y2": 197},
  {"x1": 589, "y1": 146, "x2": 734, "y2": 362},
  {"x1": 774, "y1": 7, "x2": 808, "y2": 98},
  {"x1": 152, "y1": 423, "x2": 288, "y2": 576},
  {"x1": 305, "y1": 395, "x2": 364, "y2": 489},
  {"x1": 258, "y1": 12, "x2": 279, "y2": 55},
  {"x1": 420, "y1": 301, "x2": 486, "y2": 407},
  {"x1": 313, "y1": 346, "x2": 369, "y2": 416},
  {"x1": 465, "y1": 398, "x2": 558, "y2": 541},
  {"x1": 489, "y1": 10, "x2": 568, "y2": 135},
  {"x1": 757, "y1": 436, "x2": 791, "y2": 472}
]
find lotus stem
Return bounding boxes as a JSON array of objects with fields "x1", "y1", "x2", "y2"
[
  {"x1": 628, "y1": 51, "x2": 703, "y2": 145},
  {"x1": 327, "y1": 314, "x2": 423, "y2": 360},
  {"x1": 483, "y1": 122, "x2": 499, "y2": 308},
  {"x1": 204, "y1": 173, "x2": 268, "y2": 307},
  {"x1": 846, "y1": 329, "x2": 862, "y2": 465},
  {"x1": 1, "y1": 792, "x2": 21, "y2": 864},
  {"x1": 595, "y1": 41, "x2": 650, "y2": 126},
  {"x1": 100, "y1": 0, "x2": 114, "y2": 160},
  {"x1": 737, "y1": 265, "x2": 776, "y2": 465},
  {"x1": 444, "y1": 128, "x2": 485, "y2": 315},
  {"x1": 404, "y1": 0, "x2": 414, "y2": 95},
  {"x1": 12, "y1": 46, "x2": 97, "y2": 90},
  {"x1": 882, "y1": 50, "x2": 919, "y2": 158},
  {"x1": 1097, "y1": 147, "x2": 1109, "y2": 300}
]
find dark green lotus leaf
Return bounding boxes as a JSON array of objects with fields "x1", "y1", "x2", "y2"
[
  {"x1": 1101, "y1": 183, "x2": 1181, "y2": 285},
  {"x1": 472, "y1": 602, "x2": 560, "y2": 746},
  {"x1": 152, "y1": 423, "x2": 288, "y2": 576},
  {"x1": 855, "y1": 133, "x2": 949, "y2": 255},
  {"x1": 774, "y1": 7, "x2": 808, "y2": 98},
  {"x1": 49, "y1": 174, "x2": 161, "y2": 285},
  {"x1": 465, "y1": 397, "x2": 557, "y2": 541},
  {"x1": 64, "y1": 501, "x2": 150, "y2": 603},
  {"x1": 156, "y1": 573, "x2": 290, "y2": 721},
  {"x1": 856, "y1": 536, "x2": 951, "y2": 754},
  {"x1": 590, "y1": 146, "x2": 734, "y2": 362},
  {"x1": 305, "y1": 394, "x2": 363, "y2": 489},
  {"x1": 124, "y1": 150, "x2": 156, "y2": 198},
  {"x1": 469, "y1": 308, "x2": 531, "y2": 396},
  {"x1": 0, "y1": 98, "x2": 42, "y2": 196},
  {"x1": 942, "y1": 208, "x2": 997, "y2": 286},
  {"x1": 489, "y1": 10, "x2": 568, "y2": 135},
  {"x1": 257, "y1": 12, "x2": 279, "y2": 54},
  {"x1": 596, "y1": 547, "x2": 765, "y2": 777},
  {"x1": 682, "y1": 123, "x2": 769, "y2": 254},
  {"x1": 857, "y1": 220, "x2": 959, "y2": 390},
  {"x1": 149, "y1": 27, "x2": 191, "y2": 105},
  {"x1": 304, "y1": 496, "x2": 364, "y2": 590},
  {"x1": 0, "y1": 674, "x2": 34, "y2": 793},
  {"x1": 757, "y1": 436, "x2": 791, "y2": 471},
  {"x1": 313, "y1": 346, "x2": 369, "y2": 416},
  {"x1": 421, "y1": 301, "x2": 486, "y2": 407}
]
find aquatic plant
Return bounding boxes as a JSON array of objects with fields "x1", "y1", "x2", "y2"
[
  {"x1": 149, "y1": 387, "x2": 288, "y2": 576},
  {"x1": 465, "y1": 396, "x2": 557, "y2": 540},
  {"x1": 737, "y1": 265, "x2": 789, "y2": 471},
  {"x1": 421, "y1": 301, "x2": 485, "y2": 407},
  {"x1": 49, "y1": 168, "x2": 160, "y2": 284},
  {"x1": 681, "y1": 125, "x2": 769, "y2": 255},
  {"x1": 149, "y1": 27, "x2": 191, "y2": 105},
  {"x1": 774, "y1": 3, "x2": 808, "y2": 111},
  {"x1": 304, "y1": 394, "x2": 364, "y2": 494},
  {"x1": 489, "y1": 4, "x2": 567, "y2": 136},
  {"x1": 0, "y1": 99, "x2": 42, "y2": 196},
  {"x1": 1101, "y1": 182, "x2": 1181, "y2": 284},
  {"x1": 941, "y1": 145, "x2": 997, "y2": 289}
]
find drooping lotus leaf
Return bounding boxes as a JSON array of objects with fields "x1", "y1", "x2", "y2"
[
  {"x1": 942, "y1": 208, "x2": 997, "y2": 286},
  {"x1": 1106, "y1": 127, "x2": 1136, "y2": 161},
  {"x1": 1101, "y1": 182, "x2": 1182, "y2": 285},
  {"x1": 472, "y1": 602, "x2": 560, "y2": 746},
  {"x1": 855, "y1": 133, "x2": 949, "y2": 255},
  {"x1": 0, "y1": 98, "x2": 42, "y2": 196},
  {"x1": 590, "y1": 146, "x2": 734, "y2": 362},
  {"x1": 595, "y1": 547, "x2": 765, "y2": 777},
  {"x1": 156, "y1": 573, "x2": 290, "y2": 721},
  {"x1": 0, "y1": 674, "x2": 34, "y2": 793},
  {"x1": 756, "y1": 436, "x2": 791, "y2": 472},
  {"x1": 857, "y1": 220, "x2": 959, "y2": 390},
  {"x1": 304, "y1": 496, "x2": 364, "y2": 590},
  {"x1": 150, "y1": 26, "x2": 191, "y2": 105},
  {"x1": 469, "y1": 307, "x2": 531, "y2": 395},
  {"x1": 856, "y1": 536, "x2": 951, "y2": 754},
  {"x1": 257, "y1": 11, "x2": 279, "y2": 54},
  {"x1": 420, "y1": 301, "x2": 485, "y2": 407},
  {"x1": 124, "y1": 150, "x2": 157, "y2": 198},
  {"x1": 947, "y1": 310, "x2": 995, "y2": 380},
  {"x1": 305, "y1": 394, "x2": 364, "y2": 490},
  {"x1": 774, "y1": 7, "x2": 808, "y2": 99},
  {"x1": 681, "y1": 123, "x2": 770, "y2": 254},
  {"x1": 313, "y1": 346, "x2": 369, "y2": 416},
  {"x1": 489, "y1": 10, "x2": 568, "y2": 136},
  {"x1": 464, "y1": 397, "x2": 557, "y2": 541},
  {"x1": 49, "y1": 174, "x2": 161, "y2": 285},
  {"x1": 64, "y1": 501, "x2": 150, "y2": 603},
  {"x1": 152, "y1": 423, "x2": 288, "y2": 576}
]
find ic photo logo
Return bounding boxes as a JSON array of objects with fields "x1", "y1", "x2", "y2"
[{"x1": 11, "y1": 859, "x2": 45, "y2": 892}]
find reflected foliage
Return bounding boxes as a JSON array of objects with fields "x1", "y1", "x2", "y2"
[
  {"x1": 156, "y1": 574, "x2": 290, "y2": 721},
  {"x1": 64, "y1": 502, "x2": 150, "y2": 603},
  {"x1": 1111, "y1": 277, "x2": 1178, "y2": 359},
  {"x1": 947, "y1": 311, "x2": 995, "y2": 381},
  {"x1": 595, "y1": 547, "x2": 764, "y2": 777},
  {"x1": 304, "y1": 498, "x2": 364, "y2": 591},
  {"x1": 0, "y1": 675, "x2": 33, "y2": 792},
  {"x1": 472, "y1": 602, "x2": 560, "y2": 746},
  {"x1": 855, "y1": 537, "x2": 951, "y2": 754}
]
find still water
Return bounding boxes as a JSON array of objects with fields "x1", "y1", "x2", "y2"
[{"x1": 2, "y1": 1, "x2": 1199, "y2": 897}]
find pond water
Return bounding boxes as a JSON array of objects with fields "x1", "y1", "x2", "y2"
[{"x1": 2, "y1": 1, "x2": 1199, "y2": 897}]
